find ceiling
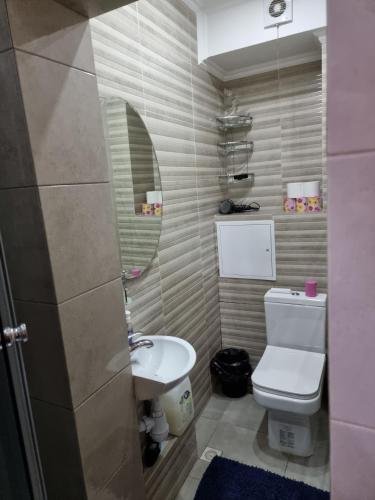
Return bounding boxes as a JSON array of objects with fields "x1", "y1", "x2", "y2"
[
  {"x1": 184, "y1": 0, "x2": 240, "y2": 12},
  {"x1": 208, "y1": 31, "x2": 321, "y2": 80},
  {"x1": 56, "y1": 0, "x2": 135, "y2": 17}
]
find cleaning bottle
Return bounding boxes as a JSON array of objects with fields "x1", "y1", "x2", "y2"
[{"x1": 160, "y1": 377, "x2": 194, "y2": 436}]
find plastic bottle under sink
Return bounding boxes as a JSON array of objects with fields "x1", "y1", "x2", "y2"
[{"x1": 160, "y1": 377, "x2": 194, "y2": 437}]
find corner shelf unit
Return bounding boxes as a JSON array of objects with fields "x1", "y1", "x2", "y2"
[
  {"x1": 218, "y1": 140, "x2": 254, "y2": 155},
  {"x1": 216, "y1": 114, "x2": 253, "y2": 130},
  {"x1": 218, "y1": 173, "x2": 255, "y2": 186},
  {"x1": 216, "y1": 113, "x2": 254, "y2": 186}
]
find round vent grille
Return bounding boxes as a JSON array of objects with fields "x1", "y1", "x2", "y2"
[{"x1": 269, "y1": 0, "x2": 287, "y2": 18}]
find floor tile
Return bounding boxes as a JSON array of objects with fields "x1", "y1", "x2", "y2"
[
  {"x1": 315, "y1": 408, "x2": 330, "y2": 446},
  {"x1": 177, "y1": 395, "x2": 331, "y2": 499},
  {"x1": 208, "y1": 422, "x2": 288, "y2": 475},
  {"x1": 200, "y1": 447, "x2": 223, "y2": 462},
  {"x1": 285, "y1": 443, "x2": 330, "y2": 491},
  {"x1": 200, "y1": 393, "x2": 231, "y2": 420},
  {"x1": 189, "y1": 459, "x2": 209, "y2": 480},
  {"x1": 221, "y1": 394, "x2": 266, "y2": 433},
  {"x1": 175, "y1": 476, "x2": 200, "y2": 500},
  {"x1": 195, "y1": 416, "x2": 218, "y2": 456}
]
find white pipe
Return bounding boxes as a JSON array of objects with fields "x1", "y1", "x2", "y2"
[
  {"x1": 150, "y1": 397, "x2": 169, "y2": 442},
  {"x1": 139, "y1": 416, "x2": 155, "y2": 434},
  {"x1": 139, "y1": 398, "x2": 169, "y2": 443}
]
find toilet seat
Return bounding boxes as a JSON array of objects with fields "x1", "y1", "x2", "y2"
[{"x1": 252, "y1": 346, "x2": 325, "y2": 400}]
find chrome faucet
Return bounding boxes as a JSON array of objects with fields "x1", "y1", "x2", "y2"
[
  {"x1": 128, "y1": 331, "x2": 154, "y2": 353},
  {"x1": 129, "y1": 339, "x2": 154, "y2": 353}
]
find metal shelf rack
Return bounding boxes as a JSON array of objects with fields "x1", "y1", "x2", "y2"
[
  {"x1": 216, "y1": 114, "x2": 253, "y2": 130},
  {"x1": 216, "y1": 113, "x2": 254, "y2": 186}
]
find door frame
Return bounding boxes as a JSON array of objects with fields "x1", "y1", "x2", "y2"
[{"x1": 0, "y1": 234, "x2": 47, "y2": 500}]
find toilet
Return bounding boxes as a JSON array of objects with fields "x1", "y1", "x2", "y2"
[{"x1": 251, "y1": 287, "x2": 327, "y2": 457}]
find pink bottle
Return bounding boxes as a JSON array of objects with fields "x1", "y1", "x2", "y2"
[{"x1": 305, "y1": 280, "x2": 318, "y2": 297}]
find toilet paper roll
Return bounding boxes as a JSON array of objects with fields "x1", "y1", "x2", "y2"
[
  {"x1": 142, "y1": 203, "x2": 154, "y2": 216},
  {"x1": 296, "y1": 197, "x2": 308, "y2": 213},
  {"x1": 287, "y1": 182, "x2": 304, "y2": 199},
  {"x1": 307, "y1": 196, "x2": 321, "y2": 212},
  {"x1": 284, "y1": 197, "x2": 296, "y2": 213},
  {"x1": 146, "y1": 191, "x2": 162, "y2": 205},
  {"x1": 303, "y1": 181, "x2": 320, "y2": 198}
]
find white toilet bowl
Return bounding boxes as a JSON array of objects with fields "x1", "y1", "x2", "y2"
[
  {"x1": 251, "y1": 288, "x2": 327, "y2": 457},
  {"x1": 252, "y1": 345, "x2": 325, "y2": 415}
]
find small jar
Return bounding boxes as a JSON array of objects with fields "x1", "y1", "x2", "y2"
[{"x1": 305, "y1": 280, "x2": 318, "y2": 297}]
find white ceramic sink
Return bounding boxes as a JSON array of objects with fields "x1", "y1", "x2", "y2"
[{"x1": 130, "y1": 336, "x2": 196, "y2": 400}]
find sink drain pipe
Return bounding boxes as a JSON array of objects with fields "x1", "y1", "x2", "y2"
[{"x1": 139, "y1": 397, "x2": 169, "y2": 443}]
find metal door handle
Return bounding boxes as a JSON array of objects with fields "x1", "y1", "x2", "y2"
[{"x1": 1, "y1": 323, "x2": 28, "y2": 349}]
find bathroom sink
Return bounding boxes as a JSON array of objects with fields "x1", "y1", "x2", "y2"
[{"x1": 130, "y1": 336, "x2": 196, "y2": 400}]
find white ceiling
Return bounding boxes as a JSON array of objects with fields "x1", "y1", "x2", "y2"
[
  {"x1": 183, "y1": 0, "x2": 324, "y2": 81},
  {"x1": 210, "y1": 31, "x2": 321, "y2": 77},
  {"x1": 184, "y1": 0, "x2": 239, "y2": 13}
]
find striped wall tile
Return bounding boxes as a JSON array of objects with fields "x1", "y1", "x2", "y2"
[
  {"x1": 101, "y1": 98, "x2": 162, "y2": 274},
  {"x1": 219, "y1": 61, "x2": 326, "y2": 368},
  {"x1": 92, "y1": 3, "x2": 326, "y2": 498},
  {"x1": 127, "y1": 256, "x2": 165, "y2": 336},
  {"x1": 143, "y1": 423, "x2": 197, "y2": 500},
  {"x1": 91, "y1": 2, "x2": 222, "y2": 497}
]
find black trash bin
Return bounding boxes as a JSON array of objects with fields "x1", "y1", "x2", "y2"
[{"x1": 210, "y1": 348, "x2": 252, "y2": 398}]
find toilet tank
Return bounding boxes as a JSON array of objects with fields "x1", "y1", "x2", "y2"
[{"x1": 264, "y1": 288, "x2": 327, "y2": 353}]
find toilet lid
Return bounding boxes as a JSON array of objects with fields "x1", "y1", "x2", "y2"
[{"x1": 252, "y1": 346, "x2": 325, "y2": 399}]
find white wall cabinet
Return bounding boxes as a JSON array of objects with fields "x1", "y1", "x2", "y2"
[{"x1": 216, "y1": 220, "x2": 276, "y2": 280}]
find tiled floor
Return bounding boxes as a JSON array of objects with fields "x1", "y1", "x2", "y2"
[{"x1": 176, "y1": 393, "x2": 330, "y2": 499}]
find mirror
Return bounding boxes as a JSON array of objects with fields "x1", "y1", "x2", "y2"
[{"x1": 101, "y1": 98, "x2": 162, "y2": 279}]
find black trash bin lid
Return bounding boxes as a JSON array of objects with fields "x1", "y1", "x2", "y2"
[
  {"x1": 212, "y1": 348, "x2": 252, "y2": 377},
  {"x1": 215, "y1": 348, "x2": 249, "y2": 364}
]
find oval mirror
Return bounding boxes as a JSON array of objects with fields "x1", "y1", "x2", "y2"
[{"x1": 101, "y1": 98, "x2": 162, "y2": 280}]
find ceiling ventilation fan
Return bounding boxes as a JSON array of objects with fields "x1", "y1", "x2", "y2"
[{"x1": 263, "y1": 0, "x2": 293, "y2": 28}]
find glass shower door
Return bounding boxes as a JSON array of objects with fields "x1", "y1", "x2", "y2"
[{"x1": 0, "y1": 234, "x2": 47, "y2": 500}]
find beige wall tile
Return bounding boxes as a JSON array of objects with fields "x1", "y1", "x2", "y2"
[
  {"x1": 15, "y1": 300, "x2": 72, "y2": 408},
  {"x1": 39, "y1": 183, "x2": 121, "y2": 303},
  {"x1": 0, "y1": 187, "x2": 56, "y2": 302},
  {"x1": 6, "y1": 0, "x2": 95, "y2": 72},
  {"x1": 219, "y1": 62, "x2": 327, "y2": 368},
  {"x1": 16, "y1": 50, "x2": 108, "y2": 186},
  {"x1": 55, "y1": 0, "x2": 135, "y2": 18},
  {"x1": 32, "y1": 399, "x2": 87, "y2": 500},
  {"x1": 91, "y1": 3, "x2": 221, "y2": 495},
  {"x1": 0, "y1": 0, "x2": 11, "y2": 52},
  {"x1": 0, "y1": 50, "x2": 36, "y2": 189},
  {"x1": 59, "y1": 278, "x2": 129, "y2": 407},
  {"x1": 75, "y1": 367, "x2": 143, "y2": 498},
  {"x1": 127, "y1": 255, "x2": 165, "y2": 335},
  {"x1": 144, "y1": 424, "x2": 197, "y2": 500},
  {"x1": 97, "y1": 460, "x2": 146, "y2": 500},
  {"x1": 15, "y1": 282, "x2": 129, "y2": 397}
]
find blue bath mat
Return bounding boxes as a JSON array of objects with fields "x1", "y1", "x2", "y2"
[{"x1": 194, "y1": 456, "x2": 330, "y2": 500}]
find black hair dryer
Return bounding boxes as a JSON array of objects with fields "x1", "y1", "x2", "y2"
[{"x1": 219, "y1": 199, "x2": 260, "y2": 215}]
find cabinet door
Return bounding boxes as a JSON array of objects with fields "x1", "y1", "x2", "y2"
[{"x1": 216, "y1": 220, "x2": 276, "y2": 280}]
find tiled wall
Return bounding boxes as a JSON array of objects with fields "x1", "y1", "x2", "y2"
[
  {"x1": 0, "y1": 1, "x2": 145, "y2": 498},
  {"x1": 328, "y1": 0, "x2": 375, "y2": 498},
  {"x1": 91, "y1": 4, "x2": 329, "y2": 496},
  {"x1": 91, "y1": 0, "x2": 223, "y2": 416},
  {"x1": 0, "y1": 1, "x2": 330, "y2": 499},
  {"x1": 219, "y1": 61, "x2": 327, "y2": 368},
  {"x1": 91, "y1": 1, "x2": 223, "y2": 498}
]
